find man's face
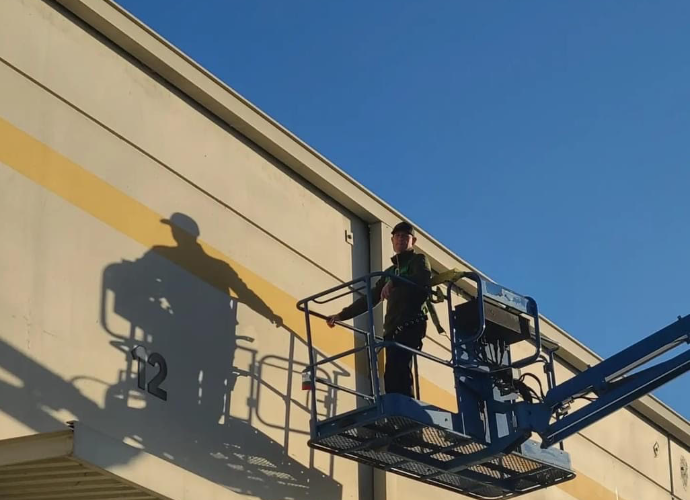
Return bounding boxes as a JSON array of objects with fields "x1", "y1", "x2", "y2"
[{"x1": 391, "y1": 231, "x2": 416, "y2": 254}]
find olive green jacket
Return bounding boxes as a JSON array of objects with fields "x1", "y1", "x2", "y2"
[{"x1": 338, "y1": 249, "x2": 431, "y2": 336}]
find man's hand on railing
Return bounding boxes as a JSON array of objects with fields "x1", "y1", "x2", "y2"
[
  {"x1": 326, "y1": 314, "x2": 340, "y2": 328},
  {"x1": 380, "y1": 281, "x2": 394, "y2": 300}
]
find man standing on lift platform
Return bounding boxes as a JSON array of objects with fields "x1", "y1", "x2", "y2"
[{"x1": 326, "y1": 221, "x2": 432, "y2": 397}]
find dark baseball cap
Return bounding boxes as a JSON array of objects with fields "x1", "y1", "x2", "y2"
[{"x1": 391, "y1": 221, "x2": 415, "y2": 237}]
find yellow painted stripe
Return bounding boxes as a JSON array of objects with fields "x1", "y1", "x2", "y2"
[
  {"x1": 0, "y1": 117, "x2": 642, "y2": 500},
  {"x1": 559, "y1": 472, "x2": 621, "y2": 500}
]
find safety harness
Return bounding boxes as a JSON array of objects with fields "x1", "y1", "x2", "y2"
[{"x1": 383, "y1": 259, "x2": 445, "y2": 335}]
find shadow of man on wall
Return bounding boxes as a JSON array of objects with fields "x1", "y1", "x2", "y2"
[{"x1": 97, "y1": 212, "x2": 341, "y2": 499}]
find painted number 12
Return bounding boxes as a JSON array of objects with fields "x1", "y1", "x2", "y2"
[{"x1": 131, "y1": 345, "x2": 168, "y2": 401}]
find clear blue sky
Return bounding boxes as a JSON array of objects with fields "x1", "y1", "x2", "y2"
[{"x1": 116, "y1": 0, "x2": 690, "y2": 418}]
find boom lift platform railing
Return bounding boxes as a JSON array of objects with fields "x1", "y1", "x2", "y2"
[{"x1": 297, "y1": 270, "x2": 690, "y2": 499}]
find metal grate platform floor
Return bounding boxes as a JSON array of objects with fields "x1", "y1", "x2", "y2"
[{"x1": 310, "y1": 413, "x2": 574, "y2": 499}]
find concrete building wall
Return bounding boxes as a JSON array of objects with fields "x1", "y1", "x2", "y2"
[{"x1": 0, "y1": 1, "x2": 688, "y2": 500}]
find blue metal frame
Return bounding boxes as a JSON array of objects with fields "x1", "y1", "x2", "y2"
[
  {"x1": 445, "y1": 272, "x2": 542, "y2": 370},
  {"x1": 296, "y1": 271, "x2": 445, "y2": 436},
  {"x1": 297, "y1": 271, "x2": 690, "y2": 497}
]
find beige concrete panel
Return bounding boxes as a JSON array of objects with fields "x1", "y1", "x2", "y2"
[
  {"x1": 582, "y1": 404, "x2": 671, "y2": 489},
  {"x1": 563, "y1": 434, "x2": 672, "y2": 500},
  {"x1": 386, "y1": 474, "x2": 579, "y2": 500},
  {"x1": 670, "y1": 439, "x2": 689, "y2": 500},
  {"x1": 0, "y1": 85, "x2": 358, "y2": 318},
  {"x1": 0, "y1": 163, "x2": 353, "y2": 498},
  {"x1": 380, "y1": 474, "x2": 472, "y2": 500},
  {"x1": 0, "y1": 50, "x2": 365, "y2": 340},
  {"x1": 0, "y1": 54, "x2": 370, "y2": 323},
  {"x1": 0, "y1": 0, "x2": 368, "y2": 284},
  {"x1": 0, "y1": 71, "x2": 369, "y2": 498}
]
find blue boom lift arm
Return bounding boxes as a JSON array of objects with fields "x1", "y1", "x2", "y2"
[{"x1": 524, "y1": 313, "x2": 690, "y2": 448}]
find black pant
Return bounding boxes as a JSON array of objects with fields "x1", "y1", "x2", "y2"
[{"x1": 384, "y1": 322, "x2": 425, "y2": 397}]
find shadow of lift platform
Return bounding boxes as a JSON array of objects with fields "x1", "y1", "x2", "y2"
[{"x1": 309, "y1": 394, "x2": 575, "y2": 499}]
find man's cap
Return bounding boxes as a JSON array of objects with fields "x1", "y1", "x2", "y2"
[
  {"x1": 391, "y1": 221, "x2": 415, "y2": 237},
  {"x1": 160, "y1": 212, "x2": 200, "y2": 237}
]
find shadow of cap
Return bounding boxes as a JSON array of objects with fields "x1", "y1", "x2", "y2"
[{"x1": 160, "y1": 212, "x2": 200, "y2": 237}]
